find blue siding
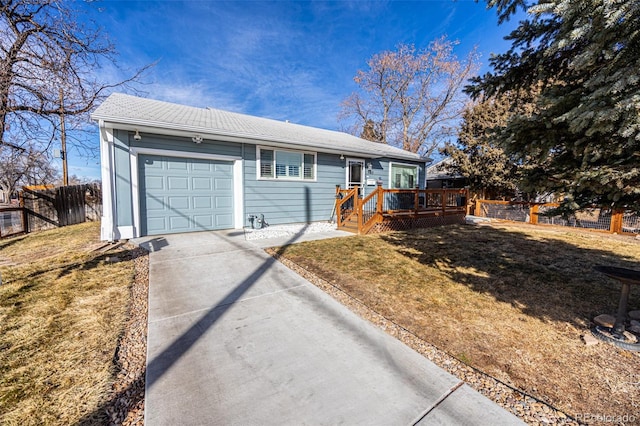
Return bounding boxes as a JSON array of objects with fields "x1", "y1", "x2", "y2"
[
  {"x1": 130, "y1": 133, "x2": 242, "y2": 157},
  {"x1": 110, "y1": 129, "x2": 426, "y2": 231},
  {"x1": 243, "y1": 149, "x2": 426, "y2": 227},
  {"x1": 243, "y1": 148, "x2": 344, "y2": 226}
]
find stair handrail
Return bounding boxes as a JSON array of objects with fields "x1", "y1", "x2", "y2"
[
  {"x1": 336, "y1": 186, "x2": 358, "y2": 228},
  {"x1": 360, "y1": 184, "x2": 383, "y2": 234}
]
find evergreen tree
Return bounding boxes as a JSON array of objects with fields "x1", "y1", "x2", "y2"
[{"x1": 470, "y1": 0, "x2": 640, "y2": 212}]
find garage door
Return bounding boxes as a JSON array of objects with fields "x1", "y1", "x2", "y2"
[{"x1": 139, "y1": 154, "x2": 234, "y2": 236}]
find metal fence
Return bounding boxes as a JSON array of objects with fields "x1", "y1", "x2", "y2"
[
  {"x1": 0, "y1": 207, "x2": 26, "y2": 238},
  {"x1": 536, "y1": 206, "x2": 613, "y2": 231},
  {"x1": 482, "y1": 202, "x2": 530, "y2": 223}
]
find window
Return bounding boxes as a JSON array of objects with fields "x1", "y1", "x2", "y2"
[
  {"x1": 258, "y1": 147, "x2": 316, "y2": 180},
  {"x1": 260, "y1": 149, "x2": 274, "y2": 178},
  {"x1": 276, "y1": 151, "x2": 301, "y2": 178},
  {"x1": 390, "y1": 163, "x2": 419, "y2": 189},
  {"x1": 303, "y1": 154, "x2": 314, "y2": 179}
]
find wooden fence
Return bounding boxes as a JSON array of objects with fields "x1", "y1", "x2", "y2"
[
  {"x1": 0, "y1": 183, "x2": 102, "y2": 238},
  {"x1": 474, "y1": 199, "x2": 640, "y2": 235}
]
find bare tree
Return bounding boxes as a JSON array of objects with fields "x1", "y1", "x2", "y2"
[
  {"x1": 0, "y1": 142, "x2": 59, "y2": 202},
  {"x1": 339, "y1": 38, "x2": 480, "y2": 157},
  {"x1": 0, "y1": 0, "x2": 151, "y2": 156}
]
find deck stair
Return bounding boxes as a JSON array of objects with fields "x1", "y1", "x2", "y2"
[{"x1": 339, "y1": 214, "x2": 359, "y2": 233}]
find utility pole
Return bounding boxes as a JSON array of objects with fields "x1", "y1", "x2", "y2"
[{"x1": 59, "y1": 88, "x2": 68, "y2": 186}]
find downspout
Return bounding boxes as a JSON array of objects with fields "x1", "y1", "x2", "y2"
[{"x1": 98, "y1": 119, "x2": 116, "y2": 242}]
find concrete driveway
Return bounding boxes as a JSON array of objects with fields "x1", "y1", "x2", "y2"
[{"x1": 136, "y1": 229, "x2": 523, "y2": 425}]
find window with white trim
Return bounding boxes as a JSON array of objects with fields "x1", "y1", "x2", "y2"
[
  {"x1": 258, "y1": 147, "x2": 316, "y2": 180},
  {"x1": 390, "y1": 163, "x2": 419, "y2": 189}
]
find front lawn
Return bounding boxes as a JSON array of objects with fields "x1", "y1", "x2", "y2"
[
  {"x1": 0, "y1": 222, "x2": 144, "y2": 425},
  {"x1": 274, "y1": 223, "x2": 640, "y2": 421}
]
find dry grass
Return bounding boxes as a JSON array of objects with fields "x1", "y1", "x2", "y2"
[
  {"x1": 0, "y1": 222, "x2": 138, "y2": 425},
  {"x1": 277, "y1": 223, "x2": 640, "y2": 420}
]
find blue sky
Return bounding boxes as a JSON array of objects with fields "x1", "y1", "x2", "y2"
[{"x1": 69, "y1": 0, "x2": 522, "y2": 180}]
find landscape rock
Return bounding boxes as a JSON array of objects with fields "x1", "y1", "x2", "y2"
[
  {"x1": 628, "y1": 325, "x2": 640, "y2": 335},
  {"x1": 582, "y1": 334, "x2": 599, "y2": 346},
  {"x1": 628, "y1": 310, "x2": 640, "y2": 320},
  {"x1": 593, "y1": 314, "x2": 616, "y2": 328}
]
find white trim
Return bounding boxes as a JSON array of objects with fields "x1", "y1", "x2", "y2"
[
  {"x1": 129, "y1": 147, "x2": 244, "y2": 237},
  {"x1": 233, "y1": 160, "x2": 243, "y2": 229},
  {"x1": 98, "y1": 121, "x2": 116, "y2": 241},
  {"x1": 116, "y1": 225, "x2": 135, "y2": 239},
  {"x1": 389, "y1": 161, "x2": 420, "y2": 189},
  {"x1": 130, "y1": 147, "x2": 241, "y2": 162},
  {"x1": 256, "y1": 145, "x2": 317, "y2": 182}
]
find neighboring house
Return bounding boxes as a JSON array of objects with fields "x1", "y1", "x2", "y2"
[
  {"x1": 426, "y1": 158, "x2": 467, "y2": 189},
  {"x1": 91, "y1": 93, "x2": 428, "y2": 240}
]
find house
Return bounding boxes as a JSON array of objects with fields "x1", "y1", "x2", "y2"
[
  {"x1": 91, "y1": 93, "x2": 428, "y2": 240},
  {"x1": 426, "y1": 158, "x2": 467, "y2": 189}
]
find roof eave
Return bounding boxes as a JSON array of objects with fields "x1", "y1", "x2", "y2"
[{"x1": 92, "y1": 114, "x2": 424, "y2": 162}]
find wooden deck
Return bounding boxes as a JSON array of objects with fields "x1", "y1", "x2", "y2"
[{"x1": 336, "y1": 185, "x2": 468, "y2": 234}]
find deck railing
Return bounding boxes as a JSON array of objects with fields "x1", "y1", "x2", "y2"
[{"x1": 336, "y1": 185, "x2": 468, "y2": 234}]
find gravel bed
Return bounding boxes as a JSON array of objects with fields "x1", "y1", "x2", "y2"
[
  {"x1": 244, "y1": 221, "x2": 337, "y2": 240},
  {"x1": 270, "y1": 251, "x2": 582, "y2": 426},
  {"x1": 104, "y1": 245, "x2": 148, "y2": 426}
]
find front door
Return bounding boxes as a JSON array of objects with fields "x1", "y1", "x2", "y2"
[{"x1": 346, "y1": 159, "x2": 365, "y2": 193}]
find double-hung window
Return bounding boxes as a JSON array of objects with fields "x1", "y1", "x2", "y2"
[{"x1": 258, "y1": 147, "x2": 316, "y2": 180}]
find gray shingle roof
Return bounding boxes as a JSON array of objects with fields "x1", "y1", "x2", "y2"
[
  {"x1": 92, "y1": 93, "x2": 423, "y2": 161},
  {"x1": 427, "y1": 158, "x2": 463, "y2": 179}
]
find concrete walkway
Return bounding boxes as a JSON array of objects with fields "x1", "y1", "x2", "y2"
[{"x1": 136, "y1": 229, "x2": 524, "y2": 425}]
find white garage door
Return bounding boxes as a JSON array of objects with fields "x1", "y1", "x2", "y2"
[{"x1": 139, "y1": 154, "x2": 234, "y2": 236}]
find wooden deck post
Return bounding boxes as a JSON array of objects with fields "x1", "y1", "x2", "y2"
[
  {"x1": 530, "y1": 204, "x2": 539, "y2": 225},
  {"x1": 376, "y1": 183, "x2": 384, "y2": 214},
  {"x1": 355, "y1": 185, "x2": 363, "y2": 233},
  {"x1": 334, "y1": 185, "x2": 342, "y2": 227},
  {"x1": 475, "y1": 199, "x2": 482, "y2": 217},
  {"x1": 441, "y1": 190, "x2": 446, "y2": 215},
  {"x1": 611, "y1": 209, "x2": 624, "y2": 234},
  {"x1": 414, "y1": 186, "x2": 420, "y2": 218}
]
